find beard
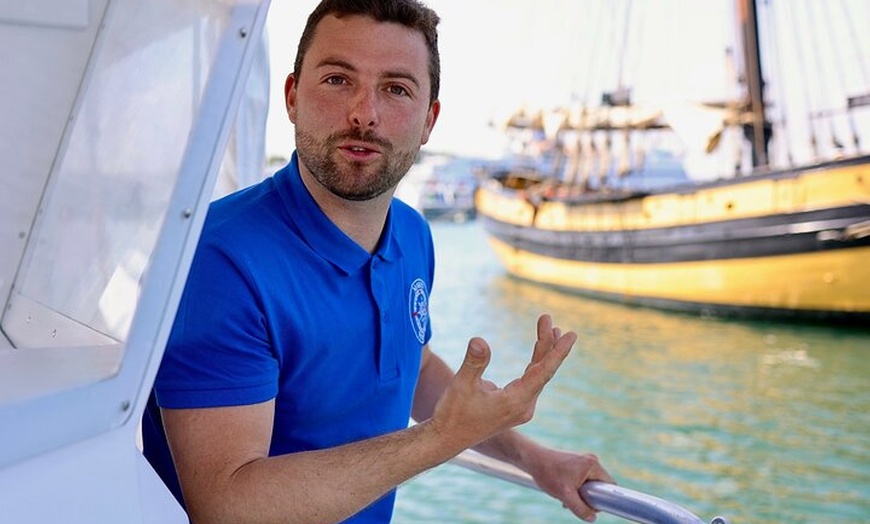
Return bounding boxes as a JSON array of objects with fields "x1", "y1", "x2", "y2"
[{"x1": 295, "y1": 128, "x2": 418, "y2": 201}]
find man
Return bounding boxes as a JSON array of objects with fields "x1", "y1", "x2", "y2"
[{"x1": 142, "y1": 1, "x2": 614, "y2": 522}]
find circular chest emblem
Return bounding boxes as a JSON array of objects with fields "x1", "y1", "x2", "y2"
[{"x1": 408, "y1": 278, "x2": 429, "y2": 344}]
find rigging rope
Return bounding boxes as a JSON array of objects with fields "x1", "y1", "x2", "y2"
[
  {"x1": 839, "y1": 0, "x2": 870, "y2": 89},
  {"x1": 820, "y1": 0, "x2": 860, "y2": 152},
  {"x1": 763, "y1": 0, "x2": 795, "y2": 166},
  {"x1": 615, "y1": 0, "x2": 633, "y2": 92},
  {"x1": 837, "y1": 0, "x2": 866, "y2": 150},
  {"x1": 784, "y1": 1, "x2": 820, "y2": 159},
  {"x1": 804, "y1": 1, "x2": 844, "y2": 154}
]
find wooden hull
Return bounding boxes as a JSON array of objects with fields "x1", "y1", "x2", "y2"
[{"x1": 475, "y1": 155, "x2": 870, "y2": 324}]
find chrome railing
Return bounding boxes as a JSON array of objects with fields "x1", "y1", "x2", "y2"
[{"x1": 449, "y1": 450, "x2": 730, "y2": 524}]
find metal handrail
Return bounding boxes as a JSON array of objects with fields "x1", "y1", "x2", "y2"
[{"x1": 448, "y1": 450, "x2": 730, "y2": 524}]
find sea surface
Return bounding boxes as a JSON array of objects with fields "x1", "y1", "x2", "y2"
[{"x1": 392, "y1": 220, "x2": 869, "y2": 524}]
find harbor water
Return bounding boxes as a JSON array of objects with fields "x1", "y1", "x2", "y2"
[{"x1": 393, "y1": 220, "x2": 870, "y2": 524}]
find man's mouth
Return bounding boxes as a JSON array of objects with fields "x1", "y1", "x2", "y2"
[
  {"x1": 333, "y1": 129, "x2": 390, "y2": 153},
  {"x1": 339, "y1": 141, "x2": 383, "y2": 159}
]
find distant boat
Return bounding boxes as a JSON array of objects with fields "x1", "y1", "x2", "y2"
[
  {"x1": 475, "y1": 0, "x2": 870, "y2": 324},
  {"x1": 396, "y1": 153, "x2": 480, "y2": 223}
]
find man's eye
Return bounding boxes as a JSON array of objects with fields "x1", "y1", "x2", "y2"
[
  {"x1": 388, "y1": 85, "x2": 409, "y2": 96},
  {"x1": 325, "y1": 76, "x2": 346, "y2": 85}
]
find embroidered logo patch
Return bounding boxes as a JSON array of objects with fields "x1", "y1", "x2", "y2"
[{"x1": 408, "y1": 278, "x2": 429, "y2": 344}]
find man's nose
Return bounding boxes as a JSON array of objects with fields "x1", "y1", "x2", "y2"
[{"x1": 349, "y1": 87, "x2": 378, "y2": 129}]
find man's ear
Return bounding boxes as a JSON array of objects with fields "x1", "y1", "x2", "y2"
[
  {"x1": 421, "y1": 99, "x2": 441, "y2": 145},
  {"x1": 284, "y1": 73, "x2": 298, "y2": 123}
]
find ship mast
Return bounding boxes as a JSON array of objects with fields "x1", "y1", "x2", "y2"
[{"x1": 737, "y1": 0, "x2": 770, "y2": 168}]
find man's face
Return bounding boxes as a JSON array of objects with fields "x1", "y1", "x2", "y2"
[{"x1": 285, "y1": 14, "x2": 440, "y2": 201}]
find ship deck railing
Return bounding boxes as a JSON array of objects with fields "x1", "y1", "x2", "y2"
[{"x1": 449, "y1": 450, "x2": 730, "y2": 524}]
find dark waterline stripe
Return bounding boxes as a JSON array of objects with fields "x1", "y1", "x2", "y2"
[{"x1": 481, "y1": 204, "x2": 870, "y2": 264}]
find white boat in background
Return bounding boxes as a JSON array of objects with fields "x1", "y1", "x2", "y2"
[
  {"x1": 395, "y1": 152, "x2": 480, "y2": 223},
  {"x1": 0, "y1": 1, "x2": 727, "y2": 522}
]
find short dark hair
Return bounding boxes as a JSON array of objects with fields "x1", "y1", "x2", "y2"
[{"x1": 293, "y1": 0, "x2": 441, "y2": 104}]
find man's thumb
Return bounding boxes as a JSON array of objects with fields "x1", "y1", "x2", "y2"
[{"x1": 457, "y1": 337, "x2": 491, "y2": 381}]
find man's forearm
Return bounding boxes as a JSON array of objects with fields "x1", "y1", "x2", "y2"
[
  {"x1": 186, "y1": 420, "x2": 464, "y2": 524},
  {"x1": 471, "y1": 426, "x2": 546, "y2": 473}
]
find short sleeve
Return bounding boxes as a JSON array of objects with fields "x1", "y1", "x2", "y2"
[{"x1": 153, "y1": 236, "x2": 279, "y2": 409}]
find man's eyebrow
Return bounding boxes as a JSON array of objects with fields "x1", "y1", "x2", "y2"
[
  {"x1": 384, "y1": 70, "x2": 421, "y2": 89},
  {"x1": 315, "y1": 57, "x2": 421, "y2": 89},
  {"x1": 316, "y1": 57, "x2": 357, "y2": 72}
]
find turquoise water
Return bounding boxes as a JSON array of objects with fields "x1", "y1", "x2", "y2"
[{"x1": 393, "y1": 221, "x2": 870, "y2": 524}]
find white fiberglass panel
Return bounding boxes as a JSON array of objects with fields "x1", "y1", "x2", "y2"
[
  {"x1": 0, "y1": 0, "x2": 268, "y2": 473},
  {"x1": 0, "y1": 0, "x2": 89, "y2": 29},
  {"x1": 12, "y1": 1, "x2": 234, "y2": 345}
]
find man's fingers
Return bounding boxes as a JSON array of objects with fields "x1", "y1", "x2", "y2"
[
  {"x1": 563, "y1": 495, "x2": 598, "y2": 522},
  {"x1": 570, "y1": 457, "x2": 615, "y2": 522},
  {"x1": 592, "y1": 468, "x2": 617, "y2": 486},
  {"x1": 554, "y1": 459, "x2": 613, "y2": 522},
  {"x1": 512, "y1": 330, "x2": 576, "y2": 396},
  {"x1": 537, "y1": 313, "x2": 554, "y2": 340},
  {"x1": 531, "y1": 314, "x2": 554, "y2": 364},
  {"x1": 543, "y1": 331, "x2": 576, "y2": 372}
]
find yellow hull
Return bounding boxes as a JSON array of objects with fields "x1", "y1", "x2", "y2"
[
  {"x1": 476, "y1": 156, "x2": 870, "y2": 321},
  {"x1": 488, "y1": 237, "x2": 870, "y2": 314}
]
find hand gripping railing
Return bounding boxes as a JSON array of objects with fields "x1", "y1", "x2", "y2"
[{"x1": 448, "y1": 450, "x2": 730, "y2": 524}]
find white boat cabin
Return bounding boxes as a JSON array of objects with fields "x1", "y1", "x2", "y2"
[{"x1": 0, "y1": 0, "x2": 270, "y2": 521}]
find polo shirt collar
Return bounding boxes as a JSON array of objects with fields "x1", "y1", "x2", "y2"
[{"x1": 275, "y1": 152, "x2": 401, "y2": 275}]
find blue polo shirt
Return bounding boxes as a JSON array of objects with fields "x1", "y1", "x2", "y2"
[{"x1": 143, "y1": 152, "x2": 435, "y2": 523}]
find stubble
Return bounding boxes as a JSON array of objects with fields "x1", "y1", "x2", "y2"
[{"x1": 296, "y1": 128, "x2": 418, "y2": 202}]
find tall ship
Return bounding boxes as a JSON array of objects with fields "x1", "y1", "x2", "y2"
[{"x1": 475, "y1": 0, "x2": 870, "y2": 324}]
